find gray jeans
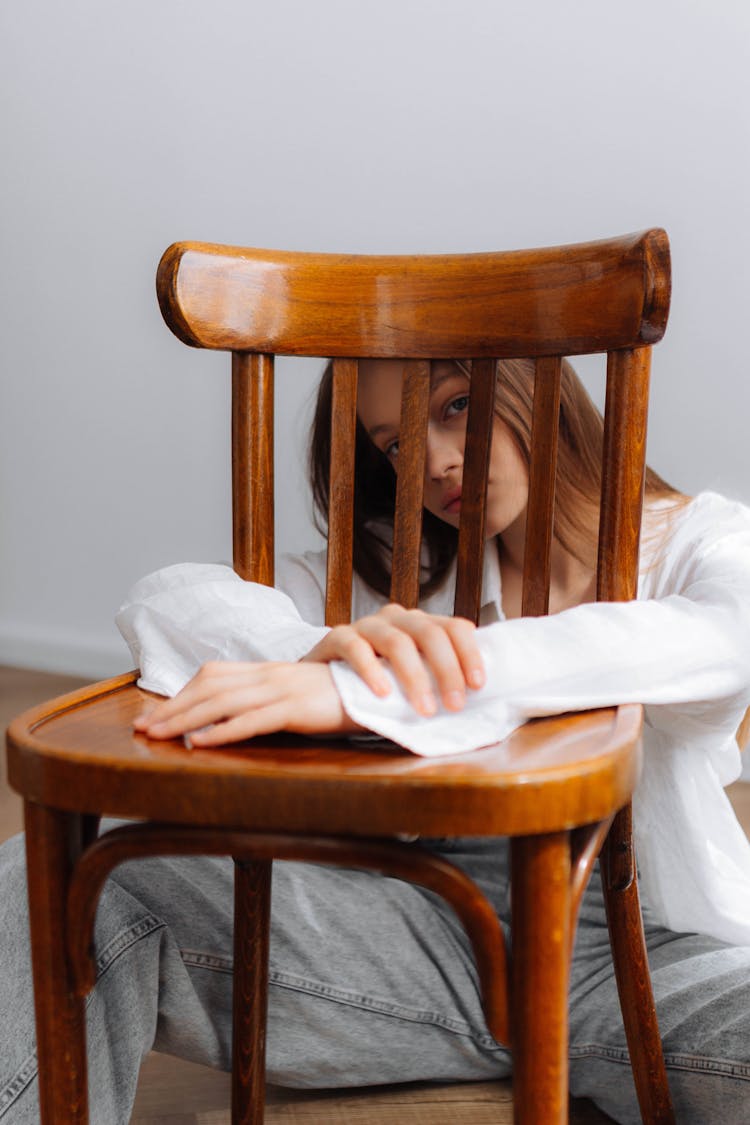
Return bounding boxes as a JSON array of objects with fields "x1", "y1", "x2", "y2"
[{"x1": 0, "y1": 831, "x2": 748, "y2": 1124}]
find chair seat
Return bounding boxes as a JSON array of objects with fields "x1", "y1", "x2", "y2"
[{"x1": 8, "y1": 672, "x2": 642, "y2": 838}]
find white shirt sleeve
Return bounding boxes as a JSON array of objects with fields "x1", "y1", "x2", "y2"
[
  {"x1": 330, "y1": 493, "x2": 750, "y2": 758},
  {"x1": 116, "y1": 560, "x2": 329, "y2": 697}
]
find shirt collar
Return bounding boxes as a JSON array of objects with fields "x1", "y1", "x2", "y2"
[{"x1": 420, "y1": 537, "x2": 504, "y2": 623}]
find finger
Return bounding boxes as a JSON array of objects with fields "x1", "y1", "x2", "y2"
[
  {"x1": 136, "y1": 690, "x2": 210, "y2": 734},
  {"x1": 362, "y1": 620, "x2": 436, "y2": 715},
  {"x1": 332, "y1": 632, "x2": 391, "y2": 696},
  {"x1": 305, "y1": 626, "x2": 391, "y2": 697},
  {"x1": 377, "y1": 609, "x2": 485, "y2": 703},
  {"x1": 187, "y1": 702, "x2": 292, "y2": 746},
  {"x1": 370, "y1": 609, "x2": 468, "y2": 710},
  {"x1": 134, "y1": 664, "x2": 263, "y2": 730},
  {"x1": 142, "y1": 677, "x2": 277, "y2": 740},
  {"x1": 300, "y1": 629, "x2": 342, "y2": 664},
  {"x1": 133, "y1": 704, "x2": 160, "y2": 729},
  {"x1": 187, "y1": 664, "x2": 351, "y2": 744},
  {"x1": 391, "y1": 612, "x2": 469, "y2": 710},
  {"x1": 441, "y1": 616, "x2": 486, "y2": 691}
]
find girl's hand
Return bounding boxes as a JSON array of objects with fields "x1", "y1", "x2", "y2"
[
  {"x1": 133, "y1": 661, "x2": 362, "y2": 747},
  {"x1": 301, "y1": 604, "x2": 485, "y2": 716}
]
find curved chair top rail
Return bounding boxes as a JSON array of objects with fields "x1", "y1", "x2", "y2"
[{"x1": 156, "y1": 228, "x2": 670, "y2": 358}]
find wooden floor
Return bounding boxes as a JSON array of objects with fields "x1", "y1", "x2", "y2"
[{"x1": 3, "y1": 664, "x2": 749, "y2": 1124}]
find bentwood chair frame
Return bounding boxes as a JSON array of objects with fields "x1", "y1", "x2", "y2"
[{"x1": 7, "y1": 229, "x2": 675, "y2": 1124}]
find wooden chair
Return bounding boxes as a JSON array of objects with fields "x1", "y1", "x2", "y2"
[{"x1": 6, "y1": 230, "x2": 676, "y2": 1124}]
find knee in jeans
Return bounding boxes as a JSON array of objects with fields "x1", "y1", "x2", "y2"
[{"x1": 0, "y1": 834, "x2": 30, "y2": 923}]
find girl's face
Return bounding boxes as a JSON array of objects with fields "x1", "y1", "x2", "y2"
[{"x1": 357, "y1": 359, "x2": 529, "y2": 541}]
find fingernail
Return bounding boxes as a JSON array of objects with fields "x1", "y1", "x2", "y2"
[
  {"x1": 376, "y1": 678, "x2": 391, "y2": 697},
  {"x1": 445, "y1": 690, "x2": 465, "y2": 711},
  {"x1": 419, "y1": 692, "x2": 437, "y2": 716},
  {"x1": 469, "y1": 669, "x2": 485, "y2": 689}
]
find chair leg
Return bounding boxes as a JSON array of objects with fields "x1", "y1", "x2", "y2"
[
  {"x1": 601, "y1": 806, "x2": 675, "y2": 1123},
  {"x1": 510, "y1": 832, "x2": 571, "y2": 1125},
  {"x1": 24, "y1": 801, "x2": 88, "y2": 1123},
  {"x1": 232, "y1": 857, "x2": 272, "y2": 1125}
]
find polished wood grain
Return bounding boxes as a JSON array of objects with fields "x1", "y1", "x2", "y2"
[
  {"x1": 522, "y1": 357, "x2": 563, "y2": 618},
  {"x1": 24, "y1": 802, "x2": 88, "y2": 1123},
  {"x1": 569, "y1": 819, "x2": 614, "y2": 945},
  {"x1": 511, "y1": 832, "x2": 571, "y2": 1124},
  {"x1": 9, "y1": 678, "x2": 642, "y2": 837},
  {"x1": 232, "y1": 860, "x2": 272, "y2": 1124},
  {"x1": 454, "y1": 358, "x2": 497, "y2": 623},
  {"x1": 156, "y1": 231, "x2": 670, "y2": 357},
  {"x1": 325, "y1": 358, "x2": 358, "y2": 626},
  {"x1": 390, "y1": 360, "x2": 429, "y2": 608},
  {"x1": 597, "y1": 348, "x2": 651, "y2": 604},
  {"x1": 232, "y1": 353, "x2": 274, "y2": 585},
  {"x1": 601, "y1": 807, "x2": 674, "y2": 1123},
  {"x1": 593, "y1": 346, "x2": 672, "y2": 1120},
  {"x1": 0, "y1": 666, "x2": 90, "y2": 841}
]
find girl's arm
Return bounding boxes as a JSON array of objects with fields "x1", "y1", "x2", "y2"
[
  {"x1": 118, "y1": 554, "x2": 487, "y2": 733},
  {"x1": 280, "y1": 551, "x2": 488, "y2": 713},
  {"x1": 116, "y1": 561, "x2": 330, "y2": 699},
  {"x1": 301, "y1": 606, "x2": 484, "y2": 716},
  {"x1": 120, "y1": 493, "x2": 750, "y2": 759},
  {"x1": 331, "y1": 494, "x2": 750, "y2": 756},
  {"x1": 118, "y1": 561, "x2": 365, "y2": 743},
  {"x1": 132, "y1": 659, "x2": 363, "y2": 744}
]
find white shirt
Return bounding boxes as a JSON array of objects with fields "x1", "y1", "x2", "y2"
[{"x1": 117, "y1": 490, "x2": 750, "y2": 946}]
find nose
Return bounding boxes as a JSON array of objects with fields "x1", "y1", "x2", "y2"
[{"x1": 425, "y1": 425, "x2": 463, "y2": 482}]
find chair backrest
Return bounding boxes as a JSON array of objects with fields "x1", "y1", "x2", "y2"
[{"x1": 156, "y1": 230, "x2": 670, "y2": 635}]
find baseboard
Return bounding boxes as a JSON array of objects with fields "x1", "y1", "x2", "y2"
[{"x1": 0, "y1": 622, "x2": 131, "y2": 681}]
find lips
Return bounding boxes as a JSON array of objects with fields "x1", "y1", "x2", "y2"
[{"x1": 442, "y1": 487, "x2": 462, "y2": 513}]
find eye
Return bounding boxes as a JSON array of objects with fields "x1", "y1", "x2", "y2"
[
  {"x1": 445, "y1": 394, "x2": 469, "y2": 419},
  {"x1": 384, "y1": 439, "x2": 399, "y2": 460}
]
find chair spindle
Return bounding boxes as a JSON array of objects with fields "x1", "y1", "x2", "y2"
[
  {"x1": 598, "y1": 345, "x2": 675, "y2": 1123},
  {"x1": 454, "y1": 358, "x2": 498, "y2": 624},
  {"x1": 232, "y1": 352, "x2": 275, "y2": 586},
  {"x1": 325, "y1": 358, "x2": 359, "y2": 626},
  {"x1": 232, "y1": 859, "x2": 272, "y2": 1124},
  {"x1": 597, "y1": 347, "x2": 651, "y2": 603},
  {"x1": 522, "y1": 356, "x2": 563, "y2": 618},
  {"x1": 390, "y1": 360, "x2": 430, "y2": 608}
]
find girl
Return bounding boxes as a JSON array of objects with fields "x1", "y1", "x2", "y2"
[{"x1": 2, "y1": 358, "x2": 750, "y2": 1123}]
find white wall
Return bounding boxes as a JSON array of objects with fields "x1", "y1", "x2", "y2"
[{"x1": 1, "y1": 0, "x2": 749, "y2": 678}]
